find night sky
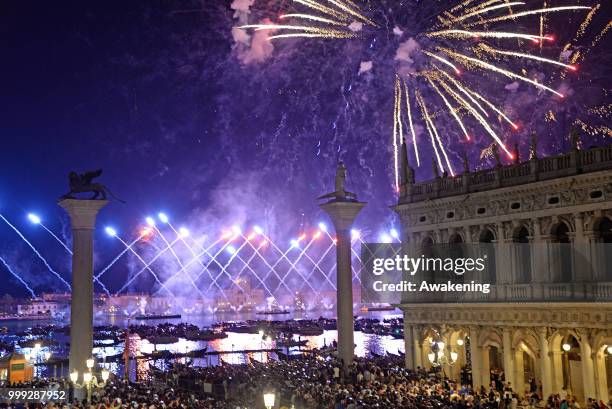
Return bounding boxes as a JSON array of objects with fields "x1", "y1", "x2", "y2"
[{"x1": 0, "y1": 0, "x2": 609, "y2": 296}]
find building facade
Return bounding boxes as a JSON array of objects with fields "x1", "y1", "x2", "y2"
[
  {"x1": 16, "y1": 300, "x2": 59, "y2": 316},
  {"x1": 394, "y1": 140, "x2": 612, "y2": 403}
]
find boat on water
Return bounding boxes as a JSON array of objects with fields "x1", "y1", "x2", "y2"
[
  {"x1": 146, "y1": 335, "x2": 179, "y2": 344},
  {"x1": 135, "y1": 313, "x2": 182, "y2": 320},
  {"x1": 255, "y1": 309, "x2": 290, "y2": 315},
  {"x1": 185, "y1": 330, "x2": 228, "y2": 341},
  {"x1": 360, "y1": 305, "x2": 396, "y2": 312},
  {"x1": 277, "y1": 339, "x2": 308, "y2": 348},
  {"x1": 295, "y1": 326, "x2": 324, "y2": 336}
]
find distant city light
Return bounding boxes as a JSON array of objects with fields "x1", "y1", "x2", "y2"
[
  {"x1": 145, "y1": 217, "x2": 156, "y2": 226},
  {"x1": 27, "y1": 213, "x2": 41, "y2": 224},
  {"x1": 105, "y1": 227, "x2": 117, "y2": 237},
  {"x1": 158, "y1": 213, "x2": 169, "y2": 223}
]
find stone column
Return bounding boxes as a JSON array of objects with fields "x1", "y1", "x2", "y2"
[
  {"x1": 403, "y1": 319, "x2": 415, "y2": 370},
  {"x1": 502, "y1": 328, "x2": 515, "y2": 388},
  {"x1": 469, "y1": 326, "x2": 483, "y2": 390},
  {"x1": 320, "y1": 200, "x2": 365, "y2": 367},
  {"x1": 537, "y1": 328, "x2": 553, "y2": 399},
  {"x1": 550, "y1": 350, "x2": 564, "y2": 393},
  {"x1": 579, "y1": 337, "x2": 597, "y2": 402},
  {"x1": 59, "y1": 199, "x2": 108, "y2": 379},
  {"x1": 481, "y1": 346, "x2": 491, "y2": 387},
  {"x1": 413, "y1": 326, "x2": 424, "y2": 369},
  {"x1": 514, "y1": 349, "x2": 526, "y2": 396},
  {"x1": 594, "y1": 348, "x2": 609, "y2": 403}
]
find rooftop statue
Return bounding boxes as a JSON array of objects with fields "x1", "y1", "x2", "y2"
[
  {"x1": 60, "y1": 169, "x2": 125, "y2": 202},
  {"x1": 318, "y1": 162, "x2": 357, "y2": 202}
]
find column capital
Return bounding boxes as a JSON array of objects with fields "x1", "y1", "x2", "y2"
[
  {"x1": 59, "y1": 199, "x2": 108, "y2": 230},
  {"x1": 319, "y1": 200, "x2": 366, "y2": 231}
]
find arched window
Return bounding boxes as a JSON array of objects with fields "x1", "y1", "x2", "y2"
[
  {"x1": 513, "y1": 226, "x2": 531, "y2": 284},
  {"x1": 448, "y1": 233, "x2": 464, "y2": 284},
  {"x1": 594, "y1": 217, "x2": 612, "y2": 279},
  {"x1": 479, "y1": 229, "x2": 497, "y2": 285},
  {"x1": 551, "y1": 222, "x2": 572, "y2": 282},
  {"x1": 421, "y1": 236, "x2": 436, "y2": 284}
]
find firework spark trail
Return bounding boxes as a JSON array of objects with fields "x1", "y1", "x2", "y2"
[
  {"x1": 429, "y1": 29, "x2": 551, "y2": 42},
  {"x1": 0, "y1": 214, "x2": 71, "y2": 290},
  {"x1": 160, "y1": 223, "x2": 207, "y2": 300},
  {"x1": 435, "y1": 67, "x2": 520, "y2": 129},
  {"x1": 393, "y1": 75, "x2": 402, "y2": 191},
  {"x1": 262, "y1": 244, "x2": 295, "y2": 293},
  {"x1": 427, "y1": 78, "x2": 471, "y2": 141},
  {"x1": 167, "y1": 235, "x2": 231, "y2": 296},
  {"x1": 0, "y1": 255, "x2": 36, "y2": 298},
  {"x1": 113, "y1": 234, "x2": 175, "y2": 297},
  {"x1": 403, "y1": 82, "x2": 420, "y2": 167},
  {"x1": 396, "y1": 77, "x2": 404, "y2": 191},
  {"x1": 436, "y1": 76, "x2": 514, "y2": 158},
  {"x1": 268, "y1": 32, "x2": 356, "y2": 40},
  {"x1": 294, "y1": 0, "x2": 349, "y2": 21},
  {"x1": 190, "y1": 236, "x2": 235, "y2": 286},
  {"x1": 276, "y1": 236, "x2": 320, "y2": 295},
  {"x1": 466, "y1": 88, "x2": 518, "y2": 130},
  {"x1": 38, "y1": 223, "x2": 72, "y2": 255},
  {"x1": 208, "y1": 236, "x2": 250, "y2": 292},
  {"x1": 465, "y1": 6, "x2": 592, "y2": 27},
  {"x1": 435, "y1": 68, "x2": 489, "y2": 117},
  {"x1": 240, "y1": 234, "x2": 294, "y2": 295},
  {"x1": 279, "y1": 14, "x2": 344, "y2": 26},
  {"x1": 113, "y1": 240, "x2": 177, "y2": 295},
  {"x1": 422, "y1": 98, "x2": 455, "y2": 177},
  {"x1": 323, "y1": 0, "x2": 377, "y2": 27},
  {"x1": 259, "y1": 231, "x2": 315, "y2": 285},
  {"x1": 423, "y1": 51, "x2": 461, "y2": 74},
  {"x1": 302, "y1": 240, "x2": 337, "y2": 290},
  {"x1": 231, "y1": 240, "x2": 267, "y2": 289},
  {"x1": 167, "y1": 223, "x2": 229, "y2": 302},
  {"x1": 441, "y1": 48, "x2": 565, "y2": 97},
  {"x1": 229, "y1": 246, "x2": 277, "y2": 298},
  {"x1": 450, "y1": 2, "x2": 525, "y2": 24},
  {"x1": 415, "y1": 93, "x2": 446, "y2": 175},
  {"x1": 34, "y1": 221, "x2": 111, "y2": 296},
  {"x1": 479, "y1": 44, "x2": 577, "y2": 71},
  {"x1": 184, "y1": 236, "x2": 235, "y2": 302},
  {"x1": 540, "y1": 0, "x2": 547, "y2": 51},
  {"x1": 96, "y1": 234, "x2": 144, "y2": 280}
]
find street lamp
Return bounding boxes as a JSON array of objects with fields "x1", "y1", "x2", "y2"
[
  {"x1": 562, "y1": 343, "x2": 571, "y2": 352},
  {"x1": 427, "y1": 340, "x2": 457, "y2": 368},
  {"x1": 263, "y1": 391, "x2": 275, "y2": 409},
  {"x1": 70, "y1": 359, "x2": 110, "y2": 404}
]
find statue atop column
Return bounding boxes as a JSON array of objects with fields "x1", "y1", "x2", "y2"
[
  {"x1": 60, "y1": 169, "x2": 125, "y2": 202},
  {"x1": 317, "y1": 162, "x2": 357, "y2": 202}
]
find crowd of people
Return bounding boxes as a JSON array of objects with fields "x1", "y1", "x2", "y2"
[{"x1": 0, "y1": 355, "x2": 609, "y2": 409}]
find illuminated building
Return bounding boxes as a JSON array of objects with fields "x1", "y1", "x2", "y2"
[{"x1": 395, "y1": 138, "x2": 612, "y2": 402}]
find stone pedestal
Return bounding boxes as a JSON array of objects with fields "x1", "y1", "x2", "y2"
[
  {"x1": 320, "y1": 201, "x2": 365, "y2": 367},
  {"x1": 58, "y1": 199, "x2": 108, "y2": 379}
]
